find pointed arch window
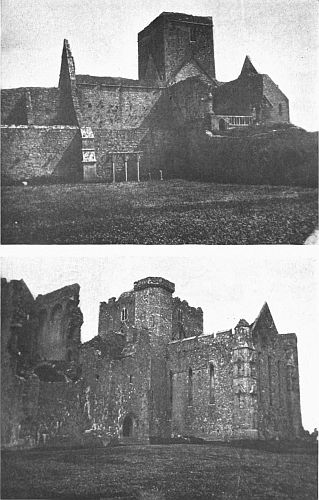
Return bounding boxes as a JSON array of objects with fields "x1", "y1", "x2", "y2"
[
  {"x1": 278, "y1": 103, "x2": 283, "y2": 116},
  {"x1": 268, "y1": 356, "x2": 272, "y2": 406}
]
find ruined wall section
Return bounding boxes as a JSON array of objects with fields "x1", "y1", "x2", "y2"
[
  {"x1": 172, "y1": 297, "x2": 203, "y2": 340},
  {"x1": 35, "y1": 284, "x2": 83, "y2": 362},
  {"x1": 98, "y1": 291, "x2": 135, "y2": 338},
  {"x1": 1, "y1": 126, "x2": 82, "y2": 184},
  {"x1": 251, "y1": 305, "x2": 301, "y2": 439},
  {"x1": 77, "y1": 84, "x2": 162, "y2": 130},
  {"x1": 80, "y1": 330, "x2": 151, "y2": 443},
  {"x1": 279, "y1": 333, "x2": 303, "y2": 437},
  {"x1": 1, "y1": 88, "x2": 60, "y2": 125},
  {"x1": 1, "y1": 279, "x2": 40, "y2": 448},
  {"x1": 167, "y1": 332, "x2": 233, "y2": 440}
]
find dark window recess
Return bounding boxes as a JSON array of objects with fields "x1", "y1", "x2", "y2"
[
  {"x1": 279, "y1": 103, "x2": 282, "y2": 115},
  {"x1": 188, "y1": 368, "x2": 193, "y2": 405},
  {"x1": 129, "y1": 374, "x2": 133, "y2": 384},
  {"x1": 88, "y1": 103, "x2": 92, "y2": 109},
  {"x1": 190, "y1": 27, "x2": 197, "y2": 42},
  {"x1": 121, "y1": 308, "x2": 128, "y2": 321},
  {"x1": 209, "y1": 364, "x2": 215, "y2": 404}
]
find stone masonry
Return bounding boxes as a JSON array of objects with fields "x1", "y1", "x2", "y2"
[
  {"x1": 1, "y1": 276, "x2": 303, "y2": 448},
  {"x1": 1, "y1": 12, "x2": 290, "y2": 184}
]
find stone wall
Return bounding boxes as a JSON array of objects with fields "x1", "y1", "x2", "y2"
[
  {"x1": 98, "y1": 291, "x2": 136, "y2": 338},
  {"x1": 172, "y1": 297, "x2": 203, "y2": 340},
  {"x1": 1, "y1": 279, "x2": 40, "y2": 448},
  {"x1": 35, "y1": 284, "x2": 83, "y2": 362},
  {"x1": 1, "y1": 126, "x2": 82, "y2": 184},
  {"x1": 1, "y1": 88, "x2": 60, "y2": 125},
  {"x1": 261, "y1": 75, "x2": 289, "y2": 123},
  {"x1": 138, "y1": 13, "x2": 215, "y2": 83},
  {"x1": 77, "y1": 85, "x2": 162, "y2": 129},
  {"x1": 80, "y1": 330, "x2": 151, "y2": 444},
  {"x1": 167, "y1": 333, "x2": 234, "y2": 440}
]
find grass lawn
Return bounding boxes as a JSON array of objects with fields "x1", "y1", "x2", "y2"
[
  {"x1": 1, "y1": 442, "x2": 317, "y2": 499},
  {"x1": 1, "y1": 180, "x2": 317, "y2": 244}
]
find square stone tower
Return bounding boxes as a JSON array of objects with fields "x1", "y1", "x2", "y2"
[{"x1": 138, "y1": 12, "x2": 216, "y2": 83}]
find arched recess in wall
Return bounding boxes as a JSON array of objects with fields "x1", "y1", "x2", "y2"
[
  {"x1": 122, "y1": 413, "x2": 138, "y2": 438},
  {"x1": 209, "y1": 364, "x2": 215, "y2": 404}
]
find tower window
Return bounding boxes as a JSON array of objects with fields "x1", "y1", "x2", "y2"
[
  {"x1": 177, "y1": 309, "x2": 183, "y2": 322},
  {"x1": 188, "y1": 368, "x2": 193, "y2": 406},
  {"x1": 190, "y1": 27, "x2": 197, "y2": 42},
  {"x1": 121, "y1": 308, "x2": 128, "y2": 321},
  {"x1": 278, "y1": 103, "x2": 282, "y2": 116}
]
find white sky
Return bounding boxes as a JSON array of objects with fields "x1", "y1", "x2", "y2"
[
  {"x1": 1, "y1": 245, "x2": 318, "y2": 432},
  {"x1": 1, "y1": 0, "x2": 318, "y2": 130}
]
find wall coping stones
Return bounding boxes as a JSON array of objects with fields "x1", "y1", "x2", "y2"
[{"x1": 1, "y1": 125, "x2": 79, "y2": 130}]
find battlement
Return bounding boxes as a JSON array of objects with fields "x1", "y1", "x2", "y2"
[{"x1": 134, "y1": 277, "x2": 175, "y2": 294}]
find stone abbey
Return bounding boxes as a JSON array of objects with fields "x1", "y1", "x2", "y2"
[
  {"x1": 1, "y1": 276, "x2": 302, "y2": 448},
  {"x1": 1, "y1": 12, "x2": 289, "y2": 184}
]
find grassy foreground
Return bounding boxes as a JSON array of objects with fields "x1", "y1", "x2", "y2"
[
  {"x1": 1, "y1": 180, "x2": 317, "y2": 244},
  {"x1": 1, "y1": 442, "x2": 317, "y2": 499}
]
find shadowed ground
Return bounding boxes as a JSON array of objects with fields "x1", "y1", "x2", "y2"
[
  {"x1": 1, "y1": 180, "x2": 317, "y2": 244},
  {"x1": 1, "y1": 441, "x2": 317, "y2": 499}
]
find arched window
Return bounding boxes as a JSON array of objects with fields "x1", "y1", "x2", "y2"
[
  {"x1": 237, "y1": 357, "x2": 244, "y2": 377},
  {"x1": 209, "y1": 364, "x2": 215, "y2": 404},
  {"x1": 121, "y1": 308, "x2": 128, "y2": 322},
  {"x1": 278, "y1": 103, "x2": 282, "y2": 116},
  {"x1": 190, "y1": 27, "x2": 197, "y2": 42},
  {"x1": 188, "y1": 368, "x2": 193, "y2": 406},
  {"x1": 50, "y1": 303, "x2": 63, "y2": 341},
  {"x1": 177, "y1": 309, "x2": 183, "y2": 323},
  {"x1": 109, "y1": 317, "x2": 114, "y2": 331}
]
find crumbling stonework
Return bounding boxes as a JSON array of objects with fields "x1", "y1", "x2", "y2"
[
  {"x1": 1, "y1": 276, "x2": 303, "y2": 449},
  {"x1": 1, "y1": 12, "x2": 290, "y2": 184}
]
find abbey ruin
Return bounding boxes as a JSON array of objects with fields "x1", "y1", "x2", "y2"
[
  {"x1": 1, "y1": 12, "x2": 289, "y2": 185},
  {"x1": 1, "y1": 276, "x2": 303, "y2": 448}
]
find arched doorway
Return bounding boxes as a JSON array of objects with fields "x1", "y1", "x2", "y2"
[{"x1": 123, "y1": 415, "x2": 134, "y2": 437}]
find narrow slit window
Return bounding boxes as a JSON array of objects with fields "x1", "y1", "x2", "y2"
[
  {"x1": 190, "y1": 27, "x2": 196, "y2": 42},
  {"x1": 121, "y1": 307, "x2": 128, "y2": 321},
  {"x1": 268, "y1": 356, "x2": 272, "y2": 406},
  {"x1": 278, "y1": 103, "x2": 282, "y2": 116},
  {"x1": 188, "y1": 368, "x2": 193, "y2": 406},
  {"x1": 209, "y1": 364, "x2": 215, "y2": 404}
]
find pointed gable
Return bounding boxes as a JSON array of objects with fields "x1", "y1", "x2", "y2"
[
  {"x1": 251, "y1": 302, "x2": 278, "y2": 339},
  {"x1": 240, "y1": 55, "x2": 258, "y2": 77}
]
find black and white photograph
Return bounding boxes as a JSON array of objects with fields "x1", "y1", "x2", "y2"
[
  {"x1": 1, "y1": 246, "x2": 318, "y2": 498},
  {"x1": 1, "y1": 0, "x2": 318, "y2": 499},
  {"x1": 1, "y1": 0, "x2": 318, "y2": 244}
]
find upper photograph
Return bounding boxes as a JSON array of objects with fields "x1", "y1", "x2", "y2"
[{"x1": 1, "y1": 0, "x2": 318, "y2": 244}]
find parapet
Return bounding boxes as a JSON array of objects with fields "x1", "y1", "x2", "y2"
[{"x1": 134, "y1": 277, "x2": 175, "y2": 294}]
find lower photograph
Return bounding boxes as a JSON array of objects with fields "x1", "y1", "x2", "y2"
[{"x1": 1, "y1": 246, "x2": 318, "y2": 500}]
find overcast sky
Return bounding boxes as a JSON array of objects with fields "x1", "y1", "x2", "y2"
[
  {"x1": 1, "y1": 0, "x2": 318, "y2": 130},
  {"x1": 1, "y1": 245, "x2": 318, "y2": 431}
]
